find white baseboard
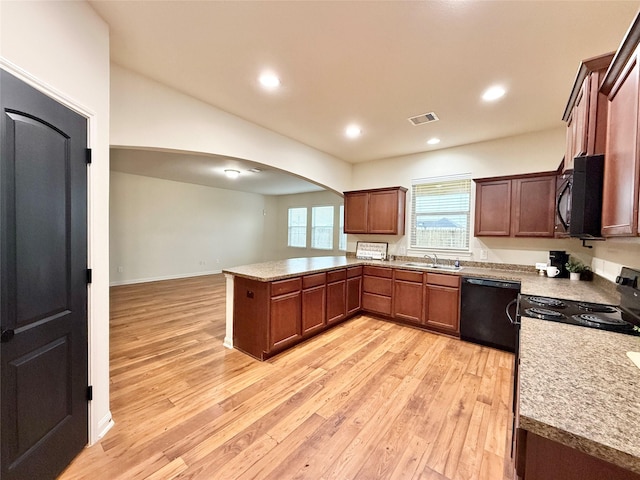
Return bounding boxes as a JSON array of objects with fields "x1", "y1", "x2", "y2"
[
  {"x1": 223, "y1": 336, "x2": 234, "y2": 349},
  {"x1": 91, "y1": 411, "x2": 114, "y2": 445},
  {"x1": 109, "y1": 269, "x2": 222, "y2": 286}
]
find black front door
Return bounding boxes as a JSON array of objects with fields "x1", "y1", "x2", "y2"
[{"x1": 1, "y1": 70, "x2": 88, "y2": 480}]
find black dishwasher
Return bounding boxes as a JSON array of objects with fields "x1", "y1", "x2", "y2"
[{"x1": 460, "y1": 277, "x2": 520, "y2": 352}]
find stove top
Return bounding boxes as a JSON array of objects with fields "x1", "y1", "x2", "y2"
[{"x1": 518, "y1": 294, "x2": 640, "y2": 336}]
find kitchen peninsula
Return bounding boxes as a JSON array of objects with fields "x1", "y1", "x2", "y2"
[{"x1": 223, "y1": 255, "x2": 640, "y2": 478}]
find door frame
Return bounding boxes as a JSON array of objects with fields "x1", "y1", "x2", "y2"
[{"x1": 1, "y1": 57, "x2": 109, "y2": 445}]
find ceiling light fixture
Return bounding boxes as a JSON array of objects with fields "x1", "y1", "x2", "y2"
[
  {"x1": 427, "y1": 138, "x2": 441, "y2": 145},
  {"x1": 345, "y1": 124, "x2": 362, "y2": 139},
  {"x1": 259, "y1": 71, "x2": 280, "y2": 90},
  {"x1": 482, "y1": 85, "x2": 506, "y2": 102},
  {"x1": 224, "y1": 169, "x2": 240, "y2": 179}
]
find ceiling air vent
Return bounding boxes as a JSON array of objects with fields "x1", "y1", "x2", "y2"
[{"x1": 408, "y1": 112, "x2": 439, "y2": 126}]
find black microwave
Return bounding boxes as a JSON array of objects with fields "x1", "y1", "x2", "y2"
[{"x1": 555, "y1": 155, "x2": 604, "y2": 238}]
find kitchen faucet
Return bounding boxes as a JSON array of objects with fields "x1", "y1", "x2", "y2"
[{"x1": 424, "y1": 253, "x2": 438, "y2": 266}]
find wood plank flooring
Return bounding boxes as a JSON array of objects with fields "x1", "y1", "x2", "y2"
[{"x1": 59, "y1": 274, "x2": 515, "y2": 480}]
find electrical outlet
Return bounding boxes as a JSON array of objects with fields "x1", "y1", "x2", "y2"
[
  {"x1": 535, "y1": 262, "x2": 548, "y2": 270},
  {"x1": 216, "y1": 259, "x2": 220, "y2": 264},
  {"x1": 117, "y1": 266, "x2": 123, "y2": 273},
  {"x1": 480, "y1": 249, "x2": 488, "y2": 260}
]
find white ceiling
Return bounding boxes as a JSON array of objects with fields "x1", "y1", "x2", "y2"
[{"x1": 91, "y1": 0, "x2": 640, "y2": 193}]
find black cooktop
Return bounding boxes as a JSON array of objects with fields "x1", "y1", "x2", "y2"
[{"x1": 518, "y1": 294, "x2": 640, "y2": 336}]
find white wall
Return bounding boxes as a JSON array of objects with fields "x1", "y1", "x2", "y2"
[
  {"x1": 110, "y1": 172, "x2": 270, "y2": 285},
  {"x1": 1, "y1": 1, "x2": 111, "y2": 442},
  {"x1": 110, "y1": 65, "x2": 352, "y2": 195},
  {"x1": 350, "y1": 128, "x2": 586, "y2": 267},
  {"x1": 268, "y1": 190, "x2": 345, "y2": 260}
]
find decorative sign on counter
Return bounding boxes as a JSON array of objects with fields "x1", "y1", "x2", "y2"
[{"x1": 356, "y1": 241, "x2": 388, "y2": 260}]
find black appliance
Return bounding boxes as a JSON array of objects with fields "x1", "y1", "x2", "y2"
[
  {"x1": 460, "y1": 277, "x2": 521, "y2": 352},
  {"x1": 555, "y1": 155, "x2": 604, "y2": 238},
  {"x1": 516, "y1": 266, "x2": 640, "y2": 335},
  {"x1": 549, "y1": 250, "x2": 569, "y2": 278}
]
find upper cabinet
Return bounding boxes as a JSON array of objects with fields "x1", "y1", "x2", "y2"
[
  {"x1": 562, "y1": 52, "x2": 614, "y2": 171},
  {"x1": 600, "y1": 14, "x2": 640, "y2": 237},
  {"x1": 344, "y1": 186, "x2": 407, "y2": 235},
  {"x1": 474, "y1": 172, "x2": 556, "y2": 237}
]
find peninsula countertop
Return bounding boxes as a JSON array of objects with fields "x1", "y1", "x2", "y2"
[
  {"x1": 519, "y1": 318, "x2": 640, "y2": 474},
  {"x1": 222, "y1": 256, "x2": 619, "y2": 304}
]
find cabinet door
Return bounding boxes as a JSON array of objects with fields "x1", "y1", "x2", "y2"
[
  {"x1": 326, "y1": 280, "x2": 346, "y2": 324},
  {"x1": 393, "y1": 280, "x2": 423, "y2": 323},
  {"x1": 269, "y1": 291, "x2": 302, "y2": 352},
  {"x1": 474, "y1": 179, "x2": 512, "y2": 236},
  {"x1": 564, "y1": 112, "x2": 575, "y2": 172},
  {"x1": 368, "y1": 189, "x2": 404, "y2": 234},
  {"x1": 425, "y1": 285, "x2": 460, "y2": 335},
  {"x1": 603, "y1": 52, "x2": 640, "y2": 237},
  {"x1": 571, "y1": 79, "x2": 590, "y2": 160},
  {"x1": 344, "y1": 191, "x2": 368, "y2": 233},
  {"x1": 302, "y1": 285, "x2": 326, "y2": 337},
  {"x1": 346, "y1": 275, "x2": 362, "y2": 316},
  {"x1": 511, "y1": 175, "x2": 556, "y2": 237}
]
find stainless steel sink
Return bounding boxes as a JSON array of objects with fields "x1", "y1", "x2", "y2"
[{"x1": 401, "y1": 262, "x2": 463, "y2": 272}]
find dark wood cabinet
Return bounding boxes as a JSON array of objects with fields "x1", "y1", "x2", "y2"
[
  {"x1": 393, "y1": 269, "x2": 424, "y2": 324},
  {"x1": 233, "y1": 264, "x2": 462, "y2": 360},
  {"x1": 301, "y1": 273, "x2": 326, "y2": 337},
  {"x1": 474, "y1": 179, "x2": 512, "y2": 236},
  {"x1": 362, "y1": 265, "x2": 393, "y2": 315},
  {"x1": 600, "y1": 38, "x2": 640, "y2": 236},
  {"x1": 424, "y1": 273, "x2": 460, "y2": 335},
  {"x1": 344, "y1": 186, "x2": 407, "y2": 235},
  {"x1": 562, "y1": 53, "x2": 614, "y2": 171},
  {"x1": 346, "y1": 266, "x2": 363, "y2": 316},
  {"x1": 270, "y1": 290, "x2": 302, "y2": 351},
  {"x1": 326, "y1": 269, "x2": 347, "y2": 325},
  {"x1": 516, "y1": 430, "x2": 640, "y2": 480},
  {"x1": 474, "y1": 173, "x2": 556, "y2": 238}
]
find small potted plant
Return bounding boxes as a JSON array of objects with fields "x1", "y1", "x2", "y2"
[{"x1": 565, "y1": 258, "x2": 585, "y2": 280}]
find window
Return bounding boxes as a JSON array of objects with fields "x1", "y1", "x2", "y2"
[
  {"x1": 338, "y1": 205, "x2": 347, "y2": 251},
  {"x1": 410, "y1": 175, "x2": 471, "y2": 250},
  {"x1": 287, "y1": 207, "x2": 307, "y2": 247},
  {"x1": 311, "y1": 206, "x2": 334, "y2": 249}
]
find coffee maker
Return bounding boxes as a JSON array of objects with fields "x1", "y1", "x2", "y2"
[{"x1": 549, "y1": 250, "x2": 569, "y2": 278}]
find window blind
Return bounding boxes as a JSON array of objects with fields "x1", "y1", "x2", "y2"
[{"x1": 410, "y1": 175, "x2": 471, "y2": 250}]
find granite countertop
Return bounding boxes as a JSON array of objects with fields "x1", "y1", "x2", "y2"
[
  {"x1": 223, "y1": 256, "x2": 619, "y2": 304},
  {"x1": 519, "y1": 318, "x2": 640, "y2": 474}
]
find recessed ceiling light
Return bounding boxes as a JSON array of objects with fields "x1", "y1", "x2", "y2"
[
  {"x1": 427, "y1": 138, "x2": 441, "y2": 145},
  {"x1": 224, "y1": 169, "x2": 240, "y2": 179},
  {"x1": 482, "y1": 85, "x2": 506, "y2": 102},
  {"x1": 345, "y1": 124, "x2": 362, "y2": 139},
  {"x1": 259, "y1": 71, "x2": 280, "y2": 90}
]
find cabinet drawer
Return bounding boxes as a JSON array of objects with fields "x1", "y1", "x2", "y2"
[
  {"x1": 362, "y1": 292, "x2": 392, "y2": 315},
  {"x1": 347, "y1": 266, "x2": 363, "y2": 278},
  {"x1": 363, "y1": 276, "x2": 393, "y2": 296},
  {"x1": 271, "y1": 277, "x2": 302, "y2": 297},
  {"x1": 394, "y1": 269, "x2": 424, "y2": 283},
  {"x1": 363, "y1": 265, "x2": 393, "y2": 278},
  {"x1": 303, "y1": 272, "x2": 326, "y2": 289},
  {"x1": 427, "y1": 273, "x2": 460, "y2": 288},
  {"x1": 327, "y1": 269, "x2": 347, "y2": 283}
]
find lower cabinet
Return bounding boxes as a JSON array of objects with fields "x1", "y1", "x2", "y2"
[
  {"x1": 233, "y1": 264, "x2": 462, "y2": 360},
  {"x1": 516, "y1": 429, "x2": 640, "y2": 480},
  {"x1": 362, "y1": 266, "x2": 393, "y2": 315},
  {"x1": 425, "y1": 273, "x2": 461, "y2": 335},
  {"x1": 346, "y1": 266, "x2": 363, "y2": 315},
  {"x1": 393, "y1": 270, "x2": 424, "y2": 324},
  {"x1": 301, "y1": 273, "x2": 326, "y2": 337},
  {"x1": 270, "y1": 290, "x2": 302, "y2": 351},
  {"x1": 326, "y1": 269, "x2": 347, "y2": 325}
]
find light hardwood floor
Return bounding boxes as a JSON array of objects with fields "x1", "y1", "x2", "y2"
[{"x1": 59, "y1": 274, "x2": 515, "y2": 480}]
